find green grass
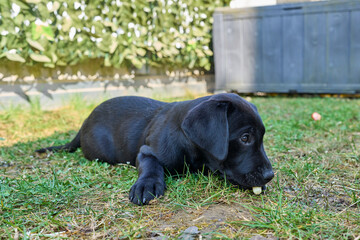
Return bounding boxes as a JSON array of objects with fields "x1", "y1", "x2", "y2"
[{"x1": 0, "y1": 95, "x2": 359, "y2": 239}]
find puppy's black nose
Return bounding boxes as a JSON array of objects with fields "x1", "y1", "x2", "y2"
[{"x1": 263, "y1": 170, "x2": 274, "y2": 181}]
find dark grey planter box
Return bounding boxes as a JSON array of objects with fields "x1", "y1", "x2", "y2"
[{"x1": 213, "y1": 0, "x2": 360, "y2": 94}]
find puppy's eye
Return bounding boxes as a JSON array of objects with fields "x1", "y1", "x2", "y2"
[{"x1": 240, "y1": 134, "x2": 250, "y2": 143}]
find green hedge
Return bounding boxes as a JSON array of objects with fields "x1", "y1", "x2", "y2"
[{"x1": 0, "y1": 0, "x2": 230, "y2": 72}]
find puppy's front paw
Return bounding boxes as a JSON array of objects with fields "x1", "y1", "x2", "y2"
[{"x1": 129, "y1": 177, "x2": 166, "y2": 205}]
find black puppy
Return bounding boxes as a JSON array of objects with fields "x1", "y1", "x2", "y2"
[{"x1": 36, "y1": 93, "x2": 274, "y2": 205}]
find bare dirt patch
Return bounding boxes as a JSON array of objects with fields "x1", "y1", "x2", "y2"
[{"x1": 147, "y1": 203, "x2": 253, "y2": 238}]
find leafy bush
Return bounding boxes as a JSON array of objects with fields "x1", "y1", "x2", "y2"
[{"x1": 0, "y1": 0, "x2": 230, "y2": 71}]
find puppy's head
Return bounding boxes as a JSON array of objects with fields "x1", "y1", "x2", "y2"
[{"x1": 181, "y1": 93, "x2": 274, "y2": 190}]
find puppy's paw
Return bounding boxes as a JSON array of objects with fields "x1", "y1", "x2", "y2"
[{"x1": 129, "y1": 177, "x2": 166, "y2": 205}]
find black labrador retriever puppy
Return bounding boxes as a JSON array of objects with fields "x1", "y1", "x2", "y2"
[{"x1": 36, "y1": 93, "x2": 274, "y2": 205}]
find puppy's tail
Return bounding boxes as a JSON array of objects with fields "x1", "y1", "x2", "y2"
[{"x1": 36, "y1": 132, "x2": 81, "y2": 154}]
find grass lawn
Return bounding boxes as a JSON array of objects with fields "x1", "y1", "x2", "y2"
[{"x1": 0, "y1": 95, "x2": 359, "y2": 239}]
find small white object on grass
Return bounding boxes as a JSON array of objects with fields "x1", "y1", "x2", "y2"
[
  {"x1": 311, "y1": 112, "x2": 321, "y2": 121},
  {"x1": 252, "y1": 186, "x2": 262, "y2": 195}
]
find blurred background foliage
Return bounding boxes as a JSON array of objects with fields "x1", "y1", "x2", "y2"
[{"x1": 0, "y1": 0, "x2": 230, "y2": 72}]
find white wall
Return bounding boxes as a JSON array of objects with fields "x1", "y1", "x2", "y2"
[{"x1": 230, "y1": 0, "x2": 276, "y2": 8}]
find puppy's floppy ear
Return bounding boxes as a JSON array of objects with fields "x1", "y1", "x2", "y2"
[{"x1": 181, "y1": 99, "x2": 229, "y2": 160}]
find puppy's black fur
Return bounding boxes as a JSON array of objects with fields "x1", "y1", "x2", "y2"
[{"x1": 36, "y1": 93, "x2": 274, "y2": 205}]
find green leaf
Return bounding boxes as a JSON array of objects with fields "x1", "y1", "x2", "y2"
[
  {"x1": 130, "y1": 57, "x2": 143, "y2": 69},
  {"x1": 204, "y1": 49, "x2": 213, "y2": 56},
  {"x1": 117, "y1": 48, "x2": 131, "y2": 66},
  {"x1": 136, "y1": 48, "x2": 146, "y2": 57},
  {"x1": 30, "y1": 53, "x2": 51, "y2": 63},
  {"x1": 31, "y1": 23, "x2": 54, "y2": 41},
  {"x1": 189, "y1": 58, "x2": 196, "y2": 69},
  {"x1": 111, "y1": 54, "x2": 120, "y2": 68},
  {"x1": 153, "y1": 41, "x2": 163, "y2": 51},
  {"x1": 56, "y1": 60, "x2": 67, "y2": 66},
  {"x1": 49, "y1": 1, "x2": 60, "y2": 12},
  {"x1": 103, "y1": 21, "x2": 115, "y2": 29},
  {"x1": 199, "y1": 57, "x2": 208, "y2": 67},
  {"x1": 122, "y1": 48, "x2": 133, "y2": 58},
  {"x1": 169, "y1": 47, "x2": 180, "y2": 55},
  {"x1": 26, "y1": 38, "x2": 45, "y2": 51},
  {"x1": 163, "y1": 49, "x2": 173, "y2": 57},
  {"x1": 195, "y1": 49, "x2": 205, "y2": 58},
  {"x1": 51, "y1": 53, "x2": 58, "y2": 63},
  {"x1": 5, "y1": 52, "x2": 26, "y2": 63},
  {"x1": 44, "y1": 63, "x2": 55, "y2": 68},
  {"x1": 104, "y1": 56, "x2": 111, "y2": 67},
  {"x1": 192, "y1": 27, "x2": 205, "y2": 37},
  {"x1": 204, "y1": 63, "x2": 211, "y2": 71},
  {"x1": 109, "y1": 39, "x2": 118, "y2": 54},
  {"x1": 14, "y1": 14, "x2": 25, "y2": 26},
  {"x1": 0, "y1": 37, "x2": 7, "y2": 48},
  {"x1": 38, "y1": 2, "x2": 50, "y2": 19},
  {"x1": 61, "y1": 18, "x2": 72, "y2": 32},
  {"x1": 25, "y1": 0, "x2": 41, "y2": 3},
  {"x1": 1, "y1": 11, "x2": 11, "y2": 19}
]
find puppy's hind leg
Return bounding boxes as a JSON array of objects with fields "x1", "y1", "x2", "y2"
[
  {"x1": 81, "y1": 126, "x2": 117, "y2": 164},
  {"x1": 36, "y1": 132, "x2": 81, "y2": 153}
]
